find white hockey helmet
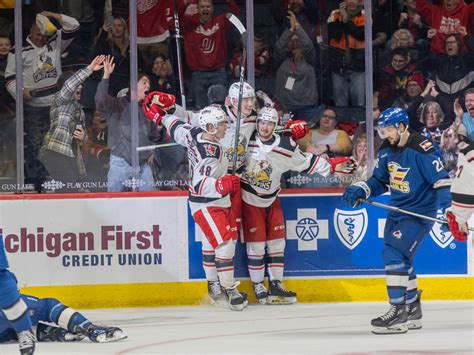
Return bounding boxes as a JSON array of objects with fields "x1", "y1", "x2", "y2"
[
  {"x1": 257, "y1": 106, "x2": 279, "y2": 125},
  {"x1": 198, "y1": 105, "x2": 227, "y2": 133},
  {"x1": 228, "y1": 81, "x2": 255, "y2": 102}
]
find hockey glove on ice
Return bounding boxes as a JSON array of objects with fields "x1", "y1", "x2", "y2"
[
  {"x1": 284, "y1": 119, "x2": 309, "y2": 140},
  {"x1": 446, "y1": 210, "x2": 468, "y2": 242},
  {"x1": 342, "y1": 184, "x2": 367, "y2": 208},
  {"x1": 328, "y1": 157, "x2": 357, "y2": 174},
  {"x1": 142, "y1": 91, "x2": 176, "y2": 126},
  {"x1": 216, "y1": 175, "x2": 240, "y2": 196}
]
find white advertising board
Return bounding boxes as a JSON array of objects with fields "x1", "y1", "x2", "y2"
[{"x1": 0, "y1": 196, "x2": 189, "y2": 286}]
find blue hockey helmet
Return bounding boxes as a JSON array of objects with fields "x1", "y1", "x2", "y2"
[{"x1": 378, "y1": 107, "x2": 409, "y2": 129}]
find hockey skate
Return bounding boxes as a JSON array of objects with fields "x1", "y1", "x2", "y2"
[
  {"x1": 224, "y1": 284, "x2": 248, "y2": 311},
  {"x1": 17, "y1": 328, "x2": 36, "y2": 354},
  {"x1": 82, "y1": 324, "x2": 127, "y2": 343},
  {"x1": 253, "y1": 282, "x2": 268, "y2": 304},
  {"x1": 207, "y1": 280, "x2": 227, "y2": 306},
  {"x1": 267, "y1": 280, "x2": 297, "y2": 305},
  {"x1": 371, "y1": 304, "x2": 408, "y2": 334},
  {"x1": 37, "y1": 323, "x2": 85, "y2": 342},
  {"x1": 407, "y1": 290, "x2": 423, "y2": 330}
]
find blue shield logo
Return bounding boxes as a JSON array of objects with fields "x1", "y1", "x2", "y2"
[
  {"x1": 334, "y1": 209, "x2": 368, "y2": 250},
  {"x1": 429, "y1": 210, "x2": 453, "y2": 249}
]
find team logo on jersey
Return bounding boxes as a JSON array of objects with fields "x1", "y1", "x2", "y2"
[
  {"x1": 420, "y1": 139, "x2": 433, "y2": 152},
  {"x1": 33, "y1": 54, "x2": 57, "y2": 82},
  {"x1": 224, "y1": 135, "x2": 247, "y2": 166},
  {"x1": 388, "y1": 162, "x2": 410, "y2": 193},
  {"x1": 429, "y1": 210, "x2": 454, "y2": 248},
  {"x1": 244, "y1": 160, "x2": 273, "y2": 190},
  {"x1": 203, "y1": 143, "x2": 217, "y2": 157},
  {"x1": 286, "y1": 208, "x2": 329, "y2": 251},
  {"x1": 334, "y1": 208, "x2": 368, "y2": 250}
]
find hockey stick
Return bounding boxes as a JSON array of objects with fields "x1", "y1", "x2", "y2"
[
  {"x1": 172, "y1": 0, "x2": 186, "y2": 110},
  {"x1": 227, "y1": 13, "x2": 247, "y2": 175},
  {"x1": 136, "y1": 142, "x2": 179, "y2": 152},
  {"x1": 358, "y1": 198, "x2": 474, "y2": 231}
]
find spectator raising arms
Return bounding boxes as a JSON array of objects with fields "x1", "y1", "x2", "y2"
[
  {"x1": 5, "y1": 11, "x2": 80, "y2": 192},
  {"x1": 95, "y1": 55, "x2": 160, "y2": 192},
  {"x1": 40, "y1": 55, "x2": 107, "y2": 192},
  {"x1": 181, "y1": 0, "x2": 240, "y2": 109},
  {"x1": 274, "y1": 9, "x2": 318, "y2": 122}
]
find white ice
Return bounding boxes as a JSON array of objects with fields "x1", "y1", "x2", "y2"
[{"x1": 2, "y1": 301, "x2": 473, "y2": 354}]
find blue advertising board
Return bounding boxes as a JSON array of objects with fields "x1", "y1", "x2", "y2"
[{"x1": 188, "y1": 193, "x2": 468, "y2": 279}]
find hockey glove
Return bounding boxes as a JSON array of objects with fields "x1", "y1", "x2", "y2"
[
  {"x1": 342, "y1": 184, "x2": 367, "y2": 208},
  {"x1": 446, "y1": 210, "x2": 468, "y2": 242},
  {"x1": 216, "y1": 175, "x2": 240, "y2": 196},
  {"x1": 328, "y1": 157, "x2": 357, "y2": 174},
  {"x1": 284, "y1": 119, "x2": 309, "y2": 140},
  {"x1": 142, "y1": 91, "x2": 176, "y2": 126}
]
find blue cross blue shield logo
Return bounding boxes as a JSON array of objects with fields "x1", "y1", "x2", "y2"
[
  {"x1": 429, "y1": 209, "x2": 453, "y2": 248},
  {"x1": 334, "y1": 208, "x2": 368, "y2": 250}
]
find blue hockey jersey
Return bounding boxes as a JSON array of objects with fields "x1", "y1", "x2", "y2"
[{"x1": 364, "y1": 132, "x2": 450, "y2": 218}]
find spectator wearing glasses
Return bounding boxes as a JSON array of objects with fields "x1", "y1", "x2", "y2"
[{"x1": 298, "y1": 108, "x2": 352, "y2": 157}]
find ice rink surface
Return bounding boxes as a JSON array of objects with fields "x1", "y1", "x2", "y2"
[{"x1": 1, "y1": 301, "x2": 473, "y2": 354}]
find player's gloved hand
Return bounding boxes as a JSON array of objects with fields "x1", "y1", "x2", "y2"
[
  {"x1": 142, "y1": 91, "x2": 176, "y2": 126},
  {"x1": 342, "y1": 185, "x2": 366, "y2": 208},
  {"x1": 216, "y1": 175, "x2": 240, "y2": 196},
  {"x1": 284, "y1": 119, "x2": 309, "y2": 140},
  {"x1": 446, "y1": 210, "x2": 468, "y2": 242},
  {"x1": 328, "y1": 157, "x2": 357, "y2": 174}
]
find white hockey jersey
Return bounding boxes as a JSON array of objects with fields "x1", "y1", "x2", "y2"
[
  {"x1": 187, "y1": 105, "x2": 257, "y2": 173},
  {"x1": 241, "y1": 132, "x2": 332, "y2": 208},
  {"x1": 451, "y1": 142, "x2": 474, "y2": 224},
  {"x1": 5, "y1": 14, "x2": 79, "y2": 107},
  {"x1": 162, "y1": 115, "x2": 230, "y2": 214}
]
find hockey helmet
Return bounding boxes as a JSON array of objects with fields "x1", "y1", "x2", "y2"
[
  {"x1": 228, "y1": 81, "x2": 255, "y2": 102},
  {"x1": 198, "y1": 105, "x2": 227, "y2": 133},
  {"x1": 257, "y1": 107, "x2": 279, "y2": 125},
  {"x1": 378, "y1": 107, "x2": 409, "y2": 129}
]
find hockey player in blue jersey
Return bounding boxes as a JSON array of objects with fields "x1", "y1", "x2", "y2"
[
  {"x1": 0, "y1": 292, "x2": 126, "y2": 345},
  {"x1": 342, "y1": 107, "x2": 451, "y2": 334},
  {"x1": 1, "y1": 234, "x2": 36, "y2": 354}
]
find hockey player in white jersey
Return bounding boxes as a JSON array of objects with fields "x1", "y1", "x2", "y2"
[
  {"x1": 150, "y1": 105, "x2": 247, "y2": 311},
  {"x1": 446, "y1": 124, "x2": 473, "y2": 242},
  {"x1": 241, "y1": 107, "x2": 356, "y2": 304}
]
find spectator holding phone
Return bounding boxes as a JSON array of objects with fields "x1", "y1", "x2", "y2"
[{"x1": 40, "y1": 55, "x2": 106, "y2": 192}]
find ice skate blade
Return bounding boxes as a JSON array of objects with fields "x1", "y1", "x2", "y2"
[
  {"x1": 372, "y1": 323, "x2": 408, "y2": 334},
  {"x1": 407, "y1": 319, "x2": 422, "y2": 330},
  {"x1": 257, "y1": 297, "x2": 267, "y2": 305},
  {"x1": 228, "y1": 300, "x2": 248, "y2": 311},
  {"x1": 210, "y1": 297, "x2": 228, "y2": 307},
  {"x1": 267, "y1": 295, "x2": 297, "y2": 305},
  {"x1": 95, "y1": 330, "x2": 127, "y2": 343}
]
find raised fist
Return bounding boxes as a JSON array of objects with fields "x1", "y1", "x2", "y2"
[
  {"x1": 142, "y1": 91, "x2": 176, "y2": 125},
  {"x1": 446, "y1": 210, "x2": 468, "y2": 242},
  {"x1": 328, "y1": 157, "x2": 357, "y2": 174},
  {"x1": 216, "y1": 175, "x2": 240, "y2": 196},
  {"x1": 284, "y1": 119, "x2": 309, "y2": 140}
]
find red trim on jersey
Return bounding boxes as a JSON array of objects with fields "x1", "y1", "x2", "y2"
[
  {"x1": 308, "y1": 156, "x2": 321, "y2": 175},
  {"x1": 271, "y1": 149, "x2": 292, "y2": 158},
  {"x1": 452, "y1": 201, "x2": 474, "y2": 208}
]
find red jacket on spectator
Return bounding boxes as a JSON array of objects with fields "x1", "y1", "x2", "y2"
[
  {"x1": 137, "y1": 0, "x2": 174, "y2": 44},
  {"x1": 182, "y1": 0, "x2": 240, "y2": 72},
  {"x1": 416, "y1": 0, "x2": 474, "y2": 53}
]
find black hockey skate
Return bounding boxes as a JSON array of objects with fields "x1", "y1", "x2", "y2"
[
  {"x1": 17, "y1": 328, "x2": 36, "y2": 354},
  {"x1": 267, "y1": 280, "x2": 297, "y2": 305},
  {"x1": 224, "y1": 285, "x2": 248, "y2": 311},
  {"x1": 371, "y1": 304, "x2": 408, "y2": 334},
  {"x1": 207, "y1": 280, "x2": 227, "y2": 306},
  {"x1": 37, "y1": 323, "x2": 85, "y2": 342},
  {"x1": 407, "y1": 290, "x2": 423, "y2": 330},
  {"x1": 82, "y1": 324, "x2": 127, "y2": 343},
  {"x1": 253, "y1": 282, "x2": 268, "y2": 304}
]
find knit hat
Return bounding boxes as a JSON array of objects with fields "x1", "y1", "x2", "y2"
[
  {"x1": 36, "y1": 14, "x2": 57, "y2": 36},
  {"x1": 407, "y1": 73, "x2": 425, "y2": 90}
]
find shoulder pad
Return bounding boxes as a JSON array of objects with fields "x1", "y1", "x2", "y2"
[
  {"x1": 278, "y1": 135, "x2": 298, "y2": 152},
  {"x1": 197, "y1": 141, "x2": 221, "y2": 159},
  {"x1": 407, "y1": 133, "x2": 436, "y2": 154},
  {"x1": 189, "y1": 126, "x2": 204, "y2": 139}
]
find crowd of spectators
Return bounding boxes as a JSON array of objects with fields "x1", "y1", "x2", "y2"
[{"x1": 0, "y1": 0, "x2": 474, "y2": 192}]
